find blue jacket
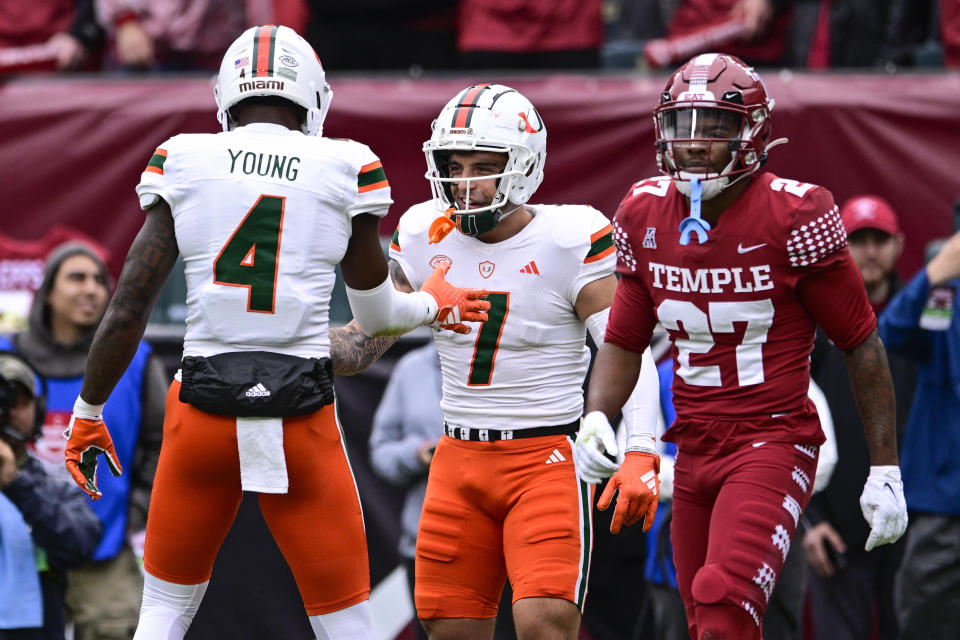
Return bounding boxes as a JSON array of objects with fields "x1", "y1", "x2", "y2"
[
  {"x1": 1, "y1": 456, "x2": 101, "y2": 640},
  {"x1": 0, "y1": 335, "x2": 153, "y2": 561},
  {"x1": 878, "y1": 269, "x2": 960, "y2": 515}
]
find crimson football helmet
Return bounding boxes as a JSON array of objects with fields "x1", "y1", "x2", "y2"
[{"x1": 654, "y1": 53, "x2": 787, "y2": 200}]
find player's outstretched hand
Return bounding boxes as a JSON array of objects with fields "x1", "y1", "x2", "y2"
[
  {"x1": 64, "y1": 407, "x2": 122, "y2": 500},
  {"x1": 860, "y1": 465, "x2": 908, "y2": 551},
  {"x1": 597, "y1": 451, "x2": 660, "y2": 534},
  {"x1": 420, "y1": 261, "x2": 490, "y2": 334},
  {"x1": 573, "y1": 411, "x2": 620, "y2": 484}
]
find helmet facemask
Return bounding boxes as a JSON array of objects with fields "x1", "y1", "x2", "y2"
[
  {"x1": 425, "y1": 146, "x2": 531, "y2": 237},
  {"x1": 656, "y1": 104, "x2": 763, "y2": 201}
]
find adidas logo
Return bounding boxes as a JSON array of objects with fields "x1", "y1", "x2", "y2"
[
  {"x1": 520, "y1": 260, "x2": 540, "y2": 275},
  {"x1": 244, "y1": 383, "x2": 271, "y2": 398},
  {"x1": 545, "y1": 448, "x2": 566, "y2": 464}
]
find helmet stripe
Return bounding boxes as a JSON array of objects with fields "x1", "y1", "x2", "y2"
[
  {"x1": 253, "y1": 25, "x2": 278, "y2": 78},
  {"x1": 451, "y1": 84, "x2": 490, "y2": 128}
]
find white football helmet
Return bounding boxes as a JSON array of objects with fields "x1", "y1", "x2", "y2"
[
  {"x1": 214, "y1": 25, "x2": 332, "y2": 136},
  {"x1": 423, "y1": 84, "x2": 547, "y2": 236}
]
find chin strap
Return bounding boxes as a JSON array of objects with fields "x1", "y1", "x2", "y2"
[{"x1": 678, "y1": 177, "x2": 711, "y2": 245}]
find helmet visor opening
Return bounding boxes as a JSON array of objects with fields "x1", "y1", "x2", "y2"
[{"x1": 658, "y1": 107, "x2": 745, "y2": 142}]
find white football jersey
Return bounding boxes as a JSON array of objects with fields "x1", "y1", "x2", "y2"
[
  {"x1": 136, "y1": 123, "x2": 391, "y2": 358},
  {"x1": 390, "y1": 201, "x2": 616, "y2": 430}
]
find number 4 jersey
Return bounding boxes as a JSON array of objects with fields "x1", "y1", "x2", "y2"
[
  {"x1": 390, "y1": 201, "x2": 616, "y2": 430},
  {"x1": 135, "y1": 123, "x2": 392, "y2": 358},
  {"x1": 606, "y1": 173, "x2": 876, "y2": 450}
]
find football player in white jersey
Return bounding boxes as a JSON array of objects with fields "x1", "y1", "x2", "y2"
[
  {"x1": 329, "y1": 84, "x2": 661, "y2": 640},
  {"x1": 63, "y1": 26, "x2": 489, "y2": 640}
]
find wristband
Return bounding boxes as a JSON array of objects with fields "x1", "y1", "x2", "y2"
[{"x1": 73, "y1": 396, "x2": 105, "y2": 420}]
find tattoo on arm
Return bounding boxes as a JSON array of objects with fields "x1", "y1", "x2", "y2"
[
  {"x1": 844, "y1": 330, "x2": 899, "y2": 466},
  {"x1": 389, "y1": 259, "x2": 414, "y2": 293},
  {"x1": 82, "y1": 204, "x2": 178, "y2": 404},
  {"x1": 329, "y1": 320, "x2": 399, "y2": 375}
]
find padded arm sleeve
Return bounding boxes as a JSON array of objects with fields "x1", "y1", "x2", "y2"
[
  {"x1": 586, "y1": 307, "x2": 659, "y2": 453},
  {"x1": 346, "y1": 275, "x2": 438, "y2": 337}
]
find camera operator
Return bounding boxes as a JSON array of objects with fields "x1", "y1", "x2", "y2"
[{"x1": 0, "y1": 353, "x2": 100, "y2": 640}]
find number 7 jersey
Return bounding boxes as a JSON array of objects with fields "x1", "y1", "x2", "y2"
[
  {"x1": 605, "y1": 173, "x2": 876, "y2": 448},
  {"x1": 135, "y1": 123, "x2": 391, "y2": 358},
  {"x1": 390, "y1": 201, "x2": 616, "y2": 430}
]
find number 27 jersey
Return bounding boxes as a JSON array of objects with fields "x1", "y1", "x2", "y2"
[{"x1": 605, "y1": 173, "x2": 876, "y2": 441}]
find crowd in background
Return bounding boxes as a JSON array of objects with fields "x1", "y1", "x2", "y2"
[{"x1": 0, "y1": 0, "x2": 957, "y2": 74}]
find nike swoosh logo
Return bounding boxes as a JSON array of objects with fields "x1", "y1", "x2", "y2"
[
  {"x1": 883, "y1": 482, "x2": 897, "y2": 499},
  {"x1": 738, "y1": 242, "x2": 767, "y2": 254}
]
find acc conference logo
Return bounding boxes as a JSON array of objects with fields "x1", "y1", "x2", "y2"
[
  {"x1": 279, "y1": 55, "x2": 299, "y2": 67},
  {"x1": 429, "y1": 255, "x2": 452, "y2": 269}
]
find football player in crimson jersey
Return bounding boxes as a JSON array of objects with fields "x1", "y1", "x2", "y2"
[
  {"x1": 583, "y1": 53, "x2": 908, "y2": 640},
  {"x1": 62, "y1": 26, "x2": 488, "y2": 640}
]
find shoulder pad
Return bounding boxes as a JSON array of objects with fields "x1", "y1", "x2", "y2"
[
  {"x1": 398, "y1": 200, "x2": 444, "y2": 238},
  {"x1": 545, "y1": 205, "x2": 608, "y2": 250}
]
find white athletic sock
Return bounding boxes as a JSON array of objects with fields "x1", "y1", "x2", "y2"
[
  {"x1": 133, "y1": 573, "x2": 209, "y2": 640},
  {"x1": 309, "y1": 600, "x2": 372, "y2": 640}
]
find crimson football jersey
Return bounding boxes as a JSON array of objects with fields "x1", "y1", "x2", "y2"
[{"x1": 605, "y1": 172, "x2": 875, "y2": 450}]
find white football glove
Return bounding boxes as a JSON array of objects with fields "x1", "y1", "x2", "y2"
[
  {"x1": 860, "y1": 465, "x2": 908, "y2": 552},
  {"x1": 573, "y1": 411, "x2": 620, "y2": 484}
]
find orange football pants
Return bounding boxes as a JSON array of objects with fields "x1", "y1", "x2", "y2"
[
  {"x1": 143, "y1": 380, "x2": 369, "y2": 615},
  {"x1": 414, "y1": 434, "x2": 593, "y2": 620}
]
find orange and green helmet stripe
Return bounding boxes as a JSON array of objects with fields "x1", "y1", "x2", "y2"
[
  {"x1": 451, "y1": 84, "x2": 491, "y2": 129},
  {"x1": 252, "y1": 24, "x2": 278, "y2": 78},
  {"x1": 585, "y1": 223, "x2": 615, "y2": 263},
  {"x1": 358, "y1": 160, "x2": 388, "y2": 193},
  {"x1": 145, "y1": 148, "x2": 167, "y2": 175},
  {"x1": 390, "y1": 228, "x2": 401, "y2": 252}
]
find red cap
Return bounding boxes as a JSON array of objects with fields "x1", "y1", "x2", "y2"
[{"x1": 841, "y1": 195, "x2": 901, "y2": 236}]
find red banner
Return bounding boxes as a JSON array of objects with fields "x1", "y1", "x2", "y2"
[{"x1": 1, "y1": 73, "x2": 958, "y2": 282}]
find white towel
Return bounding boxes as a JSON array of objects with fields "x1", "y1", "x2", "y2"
[{"x1": 236, "y1": 417, "x2": 288, "y2": 493}]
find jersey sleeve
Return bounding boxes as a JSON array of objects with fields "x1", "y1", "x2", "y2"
[
  {"x1": 135, "y1": 137, "x2": 179, "y2": 210},
  {"x1": 345, "y1": 143, "x2": 392, "y2": 219},
  {"x1": 785, "y1": 186, "x2": 847, "y2": 272},
  {"x1": 604, "y1": 272, "x2": 658, "y2": 354},
  {"x1": 569, "y1": 208, "x2": 616, "y2": 302},
  {"x1": 797, "y1": 249, "x2": 877, "y2": 351},
  {"x1": 387, "y1": 202, "x2": 434, "y2": 290}
]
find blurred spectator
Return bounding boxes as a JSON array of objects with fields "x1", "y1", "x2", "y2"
[
  {"x1": 457, "y1": 0, "x2": 603, "y2": 69},
  {"x1": 941, "y1": 0, "x2": 960, "y2": 66},
  {"x1": 666, "y1": 0, "x2": 793, "y2": 66},
  {"x1": 368, "y1": 340, "x2": 516, "y2": 639},
  {"x1": 788, "y1": 0, "x2": 939, "y2": 67},
  {"x1": 95, "y1": 0, "x2": 263, "y2": 70},
  {"x1": 803, "y1": 195, "x2": 914, "y2": 640},
  {"x1": 368, "y1": 341, "x2": 441, "y2": 640},
  {"x1": 0, "y1": 352, "x2": 101, "y2": 640},
  {"x1": 304, "y1": 0, "x2": 458, "y2": 72},
  {"x1": 0, "y1": 0, "x2": 104, "y2": 72},
  {"x1": 0, "y1": 242, "x2": 166, "y2": 640},
  {"x1": 878, "y1": 228, "x2": 960, "y2": 640}
]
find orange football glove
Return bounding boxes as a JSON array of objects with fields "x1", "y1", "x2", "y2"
[
  {"x1": 419, "y1": 261, "x2": 490, "y2": 334},
  {"x1": 428, "y1": 210, "x2": 457, "y2": 244},
  {"x1": 64, "y1": 415, "x2": 123, "y2": 500},
  {"x1": 597, "y1": 451, "x2": 660, "y2": 534}
]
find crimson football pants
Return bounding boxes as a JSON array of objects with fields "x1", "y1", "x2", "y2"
[{"x1": 671, "y1": 441, "x2": 818, "y2": 640}]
